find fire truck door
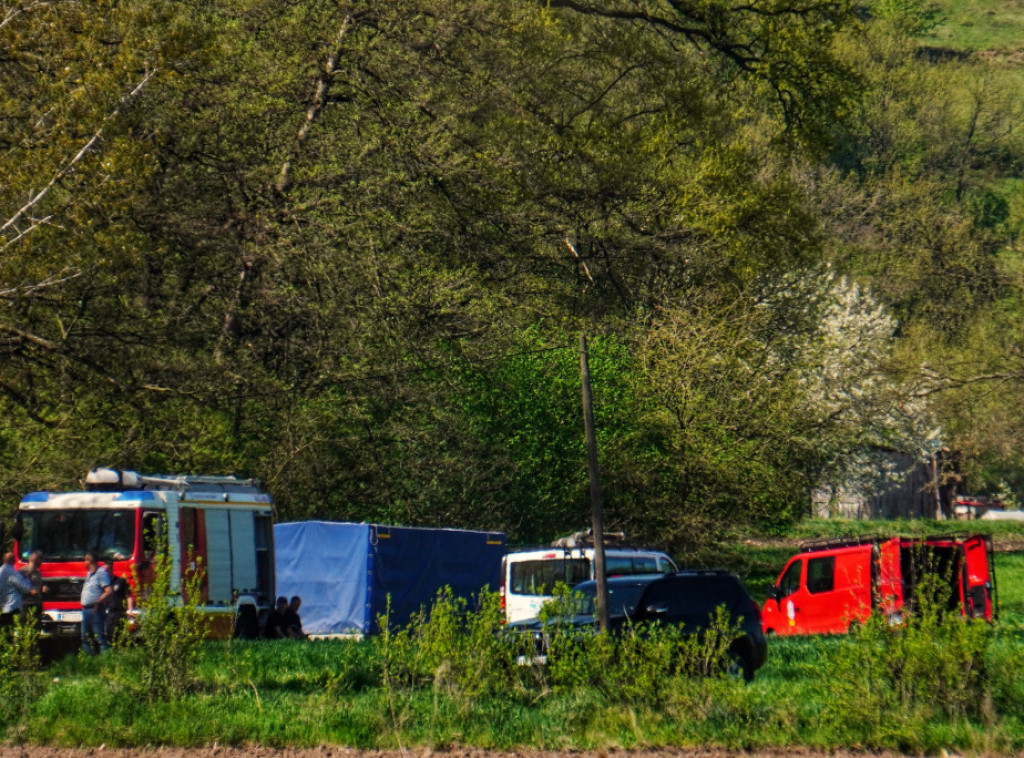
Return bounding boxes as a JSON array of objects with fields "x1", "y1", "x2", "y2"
[{"x1": 178, "y1": 507, "x2": 209, "y2": 603}]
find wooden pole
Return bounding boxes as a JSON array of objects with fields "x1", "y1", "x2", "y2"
[{"x1": 580, "y1": 333, "x2": 609, "y2": 632}]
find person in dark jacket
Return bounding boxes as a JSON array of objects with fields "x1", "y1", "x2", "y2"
[
  {"x1": 19, "y1": 550, "x2": 45, "y2": 630},
  {"x1": 283, "y1": 595, "x2": 308, "y2": 640},
  {"x1": 263, "y1": 596, "x2": 289, "y2": 639},
  {"x1": 233, "y1": 595, "x2": 260, "y2": 640},
  {"x1": 104, "y1": 571, "x2": 133, "y2": 642}
]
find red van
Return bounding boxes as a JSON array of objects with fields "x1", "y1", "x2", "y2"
[{"x1": 761, "y1": 534, "x2": 996, "y2": 635}]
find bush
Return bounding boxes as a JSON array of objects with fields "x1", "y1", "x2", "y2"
[
  {"x1": 110, "y1": 547, "x2": 210, "y2": 702},
  {"x1": 823, "y1": 572, "x2": 994, "y2": 749},
  {"x1": 377, "y1": 588, "x2": 520, "y2": 700},
  {"x1": 538, "y1": 584, "x2": 747, "y2": 706},
  {"x1": 0, "y1": 614, "x2": 43, "y2": 725}
]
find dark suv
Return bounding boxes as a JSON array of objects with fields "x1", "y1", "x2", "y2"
[{"x1": 508, "y1": 570, "x2": 767, "y2": 681}]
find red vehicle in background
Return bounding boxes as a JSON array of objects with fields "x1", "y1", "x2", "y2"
[
  {"x1": 761, "y1": 534, "x2": 996, "y2": 635},
  {"x1": 10, "y1": 467, "x2": 275, "y2": 639}
]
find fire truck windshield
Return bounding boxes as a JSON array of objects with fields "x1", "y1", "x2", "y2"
[{"x1": 19, "y1": 509, "x2": 135, "y2": 562}]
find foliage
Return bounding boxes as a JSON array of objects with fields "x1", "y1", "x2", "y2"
[
  {"x1": 0, "y1": 614, "x2": 43, "y2": 725},
  {"x1": 378, "y1": 588, "x2": 521, "y2": 701},
  {"x1": 109, "y1": 545, "x2": 210, "y2": 702},
  {"x1": 531, "y1": 583, "x2": 748, "y2": 705},
  {"x1": 823, "y1": 573, "x2": 995, "y2": 749},
  {"x1": 10, "y1": 529, "x2": 1024, "y2": 750},
  {"x1": 0, "y1": 0, "x2": 1023, "y2": 545}
]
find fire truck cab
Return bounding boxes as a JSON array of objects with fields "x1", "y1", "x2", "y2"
[{"x1": 12, "y1": 467, "x2": 275, "y2": 639}]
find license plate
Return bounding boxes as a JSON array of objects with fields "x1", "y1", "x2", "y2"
[{"x1": 55, "y1": 611, "x2": 82, "y2": 623}]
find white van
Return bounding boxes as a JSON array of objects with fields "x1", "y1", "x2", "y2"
[{"x1": 500, "y1": 546, "x2": 677, "y2": 623}]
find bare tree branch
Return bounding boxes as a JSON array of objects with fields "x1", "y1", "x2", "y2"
[
  {"x1": 0, "y1": 269, "x2": 83, "y2": 300},
  {"x1": 275, "y1": 17, "x2": 351, "y2": 195},
  {"x1": 0, "y1": 1, "x2": 49, "y2": 32}
]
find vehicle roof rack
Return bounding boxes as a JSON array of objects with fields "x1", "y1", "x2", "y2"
[
  {"x1": 799, "y1": 535, "x2": 885, "y2": 552},
  {"x1": 550, "y1": 529, "x2": 627, "y2": 549},
  {"x1": 85, "y1": 467, "x2": 262, "y2": 494}
]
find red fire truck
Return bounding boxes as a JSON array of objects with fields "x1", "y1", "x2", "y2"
[
  {"x1": 11, "y1": 468, "x2": 275, "y2": 639},
  {"x1": 761, "y1": 534, "x2": 995, "y2": 635}
]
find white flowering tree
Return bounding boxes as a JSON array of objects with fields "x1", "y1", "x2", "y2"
[
  {"x1": 790, "y1": 274, "x2": 936, "y2": 510},
  {"x1": 639, "y1": 270, "x2": 934, "y2": 525}
]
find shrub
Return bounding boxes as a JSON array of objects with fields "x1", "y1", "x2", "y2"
[
  {"x1": 0, "y1": 613, "x2": 43, "y2": 725},
  {"x1": 377, "y1": 588, "x2": 519, "y2": 700},
  {"x1": 823, "y1": 572, "x2": 994, "y2": 749},
  {"x1": 540, "y1": 584, "x2": 747, "y2": 707},
  {"x1": 110, "y1": 546, "x2": 210, "y2": 702}
]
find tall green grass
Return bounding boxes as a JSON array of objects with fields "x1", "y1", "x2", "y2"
[
  {"x1": 21, "y1": 630, "x2": 1024, "y2": 752},
  {"x1": 8, "y1": 519, "x2": 1024, "y2": 751},
  {"x1": 921, "y1": 0, "x2": 1024, "y2": 52}
]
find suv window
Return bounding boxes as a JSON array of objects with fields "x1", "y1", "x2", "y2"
[
  {"x1": 510, "y1": 559, "x2": 589, "y2": 596},
  {"x1": 573, "y1": 580, "x2": 654, "y2": 616},
  {"x1": 778, "y1": 559, "x2": 802, "y2": 598},
  {"x1": 806, "y1": 556, "x2": 835, "y2": 594},
  {"x1": 640, "y1": 574, "x2": 746, "y2": 621}
]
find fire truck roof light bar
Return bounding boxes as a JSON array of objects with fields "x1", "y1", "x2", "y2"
[{"x1": 85, "y1": 467, "x2": 261, "y2": 492}]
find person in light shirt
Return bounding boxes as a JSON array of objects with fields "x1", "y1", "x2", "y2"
[
  {"x1": 80, "y1": 553, "x2": 112, "y2": 654},
  {"x1": 0, "y1": 553, "x2": 33, "y2": 628}
]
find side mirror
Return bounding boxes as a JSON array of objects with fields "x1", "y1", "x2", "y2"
[
  {"x1": 767, "y1": 586, "x2": 781, "y2": 601},
  {"x1": 10, "y1": 513, "x2": 22, "y2": 542}
]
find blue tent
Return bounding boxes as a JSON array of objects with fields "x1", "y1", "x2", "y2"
[{"x1": 274, "y1": 521, "x2": 506, "y2": 635}]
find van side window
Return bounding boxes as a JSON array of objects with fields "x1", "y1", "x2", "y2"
[
  {"x1": 807, "y1": 556, "x2": 836, "y2": 594},
  {"x1": 778, "y1": 560, "x2": 802, "y2": 597}
]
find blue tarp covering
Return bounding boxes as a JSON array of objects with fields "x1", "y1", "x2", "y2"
[{"x1": 274, "y1": 521, "x2": 506, "y2": 635}]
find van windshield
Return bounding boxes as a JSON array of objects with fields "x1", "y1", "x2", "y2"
[
  {"x1": 19, "y1": 509, "x2": 136, "y2": 562},
  {"x1": 510, "y1": 559, "x2": 589, "y2": 596}
]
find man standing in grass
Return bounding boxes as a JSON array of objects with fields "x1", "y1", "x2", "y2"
[
  {"x1": 80, "y1": 553, "x2": 112, "y2": 654},
  {"x1": 0, "y1": 552, "x2": 33, "y2": 629},
  {"x1": 19, "y1": 550, "x2": 45, "y2": 630}
]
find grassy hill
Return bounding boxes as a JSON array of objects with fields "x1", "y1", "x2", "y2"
[{"x1": 922, "y1": 0, "x2": 1024, "y2": 52}]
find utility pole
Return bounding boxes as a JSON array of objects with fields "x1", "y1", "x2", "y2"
[{"x1": 580, "y1": 333, "x2": 609, "y2": 632}]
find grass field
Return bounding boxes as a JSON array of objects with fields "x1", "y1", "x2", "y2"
[
  {"x1": 922, "y1": 0, "x2": 1024, "y2": 52},
  {"x1": 4, "y1": 519, "x2": 1022, "y2": 752}
]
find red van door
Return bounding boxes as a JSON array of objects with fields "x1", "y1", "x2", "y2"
[
  {"x1": 762, "y1": 558, "x2": 803, "y2": 635},
  {"x1": 800, "y1": 547, "x2": 874, "y2": 634},
  {"x1": 764, "y1": 554, "x2": 841, "y2": 635},
  {"x1": 961, "y1": 535, "x2": 994, "y2": 619}
]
